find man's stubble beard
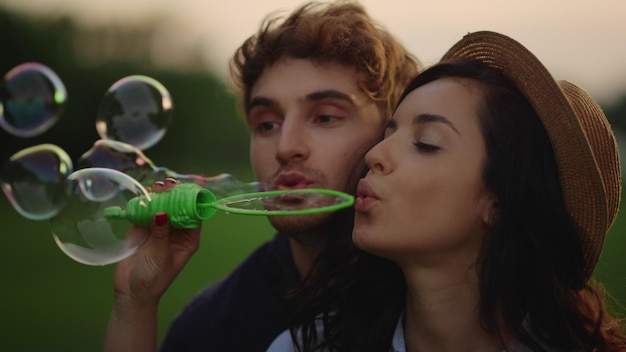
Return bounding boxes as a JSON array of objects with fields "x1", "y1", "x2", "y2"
[
  {"x1": 268, "y1": 211, "x2": 335, "y2": 237},
  {"x1": 268, "y1": 205, "x2": 356, "y2": 247}
]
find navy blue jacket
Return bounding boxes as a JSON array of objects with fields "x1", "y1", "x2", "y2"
[{"x1": 160, "y1": 233, "x2": 300, "y2": 352}]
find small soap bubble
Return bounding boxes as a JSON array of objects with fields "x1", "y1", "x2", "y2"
[
  {"x1": 200, "y1": 173, "x2": 263, "y2": 198},
  {"x1": 96, "y1": 75, "x2": 173, "y2": 150},
  {"x1": 78, "y1": 139, "x2": 163, "y2": 186},
  {"x1": 51, "y1": 167, "x2": 151, "y2": 265},
  {"x1": 0, "y1": 62, "x2": 67, "y2": 137},
  {"x1": 1, "y1": 144, "x2": 73, "y2": 220}
]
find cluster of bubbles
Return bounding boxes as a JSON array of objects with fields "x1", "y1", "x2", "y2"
[{"x1": 1, "y1": 63, "x2": 353, "y2": 266}]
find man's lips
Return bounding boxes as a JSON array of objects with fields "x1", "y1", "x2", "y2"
[{"x1": 272, "y1": 172, "x2": 314, "y2": 190}]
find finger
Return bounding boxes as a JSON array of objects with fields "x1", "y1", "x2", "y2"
[
  {"x1": 163, "y1": 178, "x2": 179, "y2": 191},
  {"x1": 171, "y1": 228, "x2": 202, "y2": 269},
  {"x1": 126, "y1": 225, "x2": 150, "y2": 248},
  {"x1": 152, "y1": 181, "x2": 165, "y2": 193},
  {"x1": 151, "y1": 212, "x2": 171, "y2": 243},
  {"x1": 164, "y1": 178, "x2": 179, "y2": 185},
  {"x1": 193, "y1": 178, "x2": 205, "y2": 186}
]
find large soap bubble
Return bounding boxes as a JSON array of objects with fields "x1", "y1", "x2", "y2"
[
  {"x1": 96, "y1": 75, "x2": 173, "y2": 150},
  {"x1": 0, "y1": 62, "x2": 67, "y2": 137},
  {"x1": 51, "y1": 167, "x2": 152, "y2": 265},
  {"x1": 1, "y1": 144, "x2": 73, "y2": 220}
]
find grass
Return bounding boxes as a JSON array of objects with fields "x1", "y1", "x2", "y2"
[
  {"x1": 0, "y1": 199, "x2": 274, "y2": 351},
  {"x1": 1, "y1": 188, "x2": 625, "y2": 351}
]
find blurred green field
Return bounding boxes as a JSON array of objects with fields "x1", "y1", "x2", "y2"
[
  {"x1": 2, "y1": 186, "x2": 625, "y2": 351},
  {"x1": 595, "y1": 198, "x2": 626, "y2": 310},
  {"x1": 0, "y1": 189, "x2": 276, "y2": 351}
]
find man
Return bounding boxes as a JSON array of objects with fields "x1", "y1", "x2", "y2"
[{"x1": 104, "y1": 1, "x2": 420, "y2": 351}]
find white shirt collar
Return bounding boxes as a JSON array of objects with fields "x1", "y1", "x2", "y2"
[{"x1": 390, "y1": 311, "x2": 406, "y2": 352}]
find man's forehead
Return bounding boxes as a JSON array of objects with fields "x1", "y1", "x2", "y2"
[{"x1": 252, "y1": 58, "x2": 364, "y2": 93}]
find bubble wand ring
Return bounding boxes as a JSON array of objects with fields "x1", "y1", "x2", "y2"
[{"x1": 210, "y1": 188, "x2": 355, "y2": 216}]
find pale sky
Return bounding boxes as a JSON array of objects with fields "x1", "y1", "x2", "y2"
[{"x1": 2, "y1": 0, "x2": 626, "y2": 104}]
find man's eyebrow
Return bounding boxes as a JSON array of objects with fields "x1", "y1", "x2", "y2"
[
  {"x1": 414, "y1": 113, "x2": 460, "y2": 135},
  {"x1": 246, "y1": 89, "x2": 355, "y2": 114},
  {"x1": 247, "y1": 96, "x2": 276, "y2": 114},
  {"x1": 305, "y1": 89, "x2": 355, "y2": 104}
]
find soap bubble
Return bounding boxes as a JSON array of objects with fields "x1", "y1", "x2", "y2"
[
  {"x1": 96, "y1": 75, "x2": 173, "y2": 150},
  {"x1": 177, "y1": 172, "x2": 263, "y2": 198},
  {"x1": 51, "y1": 167, "x2": 151, "y2": 266},
  {"x1": 1, "y1": 144, "x2": 73, "y2": 220},
  {"x1": 0, "y1": 62, "x2": 67, "y2": 137},
  {"x1": 78, "y1": 139, "x2": 167, "y2": 186},
  {"x1": 77, "y1": 140, "x2": 264, "y2": 196}
]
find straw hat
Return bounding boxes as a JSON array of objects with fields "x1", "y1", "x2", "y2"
[{"x1": 441, "y1": 31, "x2": 621, "y2": 282}]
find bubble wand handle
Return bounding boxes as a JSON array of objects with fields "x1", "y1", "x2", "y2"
[{"x1": 104, "y1": 183, "x2": 217, "y2": 228}]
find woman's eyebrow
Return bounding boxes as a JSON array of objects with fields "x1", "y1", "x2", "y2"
[{"x1": 414, "y1": 113, "x2": 460, "y2": 135}]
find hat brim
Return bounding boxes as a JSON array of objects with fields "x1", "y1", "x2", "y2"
[{"x1": 441, "y1": 31, "x2": 612, "y2": 281}]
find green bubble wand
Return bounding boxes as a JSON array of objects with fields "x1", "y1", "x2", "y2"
[
  {"x1": 49, "y1": 167, "x2": 354, "y2": 266},
  {"x1": 103, "y1": 182, "x2": 354, "y2": 229}
]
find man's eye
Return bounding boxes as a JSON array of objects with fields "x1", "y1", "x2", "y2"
[
  {"x1": 317, "y1": 114, "x2": 339, "y2": 124},
  {"x1": 256, "y1": 121, "x2": 278, "y2": 132}
]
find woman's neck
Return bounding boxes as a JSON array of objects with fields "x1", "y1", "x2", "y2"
[{"x1": 401, "y1": 260, "x2": 502, "y2": 352}]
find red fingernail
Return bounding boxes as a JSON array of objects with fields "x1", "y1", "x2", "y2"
[
  {"x1": 155, "y1": 212, "x2": 168, "y2": 226},
  {"x1": 165, "y1": 178, "x2": 177, "y2": 185},
  {"x1": 153, "y1": 181, "x2": 165, "y2": 189}
]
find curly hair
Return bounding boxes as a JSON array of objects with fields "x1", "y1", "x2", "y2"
[{"x1": 229, "y1": 0, "x2": 420, "y2": 119}]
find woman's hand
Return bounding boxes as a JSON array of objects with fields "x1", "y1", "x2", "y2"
[{"x1": 104, "y1": 178, "x2": 202, "y2": 352}]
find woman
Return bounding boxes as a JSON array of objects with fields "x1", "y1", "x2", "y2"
[{"x1": 272, "y1": 31, "x2": 626, "y2": 351}]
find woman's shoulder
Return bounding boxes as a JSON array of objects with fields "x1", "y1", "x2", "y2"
[
  {"x1": 266, "y1": 317, "x2": 328, "y2": 352},
  {"x1": 266, "y1": 329, "x2": 296, "y2": 352}
]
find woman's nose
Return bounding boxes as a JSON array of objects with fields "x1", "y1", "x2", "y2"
[{"x1": 364, "y1": 139, "x2": 393, "y2": 174}]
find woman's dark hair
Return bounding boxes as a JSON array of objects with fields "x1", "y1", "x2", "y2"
[
  {"x1": 290, "y1": 208, "x2": 406, "y2": 352},
  {"x1": 292, "y1": 58, "x2": 625, "y2": 351}
]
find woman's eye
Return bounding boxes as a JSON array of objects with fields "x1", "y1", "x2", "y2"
[{"x1": 414, "y1": 142, "x2": 440, "y2": 152}]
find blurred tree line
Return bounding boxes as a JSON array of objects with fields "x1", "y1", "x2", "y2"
[
  {"x1": 3, "y1": 6, "x2": 626, "y2": 172},
  {"x1": 3, "y1": 6, "x2": 626, "y2": 175},
  {"x1": 0, "y1": 7, "x2": 252, "y2": 179}
]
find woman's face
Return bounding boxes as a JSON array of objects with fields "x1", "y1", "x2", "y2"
[{"x1": 353, "y1": 77, "x2": 495, "y2": 267}]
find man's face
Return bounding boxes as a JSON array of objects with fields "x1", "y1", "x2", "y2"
[{"x1": 247, "y1": 57, "x2": 385, "y2": 234}]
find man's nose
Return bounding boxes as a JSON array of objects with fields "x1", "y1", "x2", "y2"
[{"x1": 275, "y1": 119, "x2": 310, "y2": 163}]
